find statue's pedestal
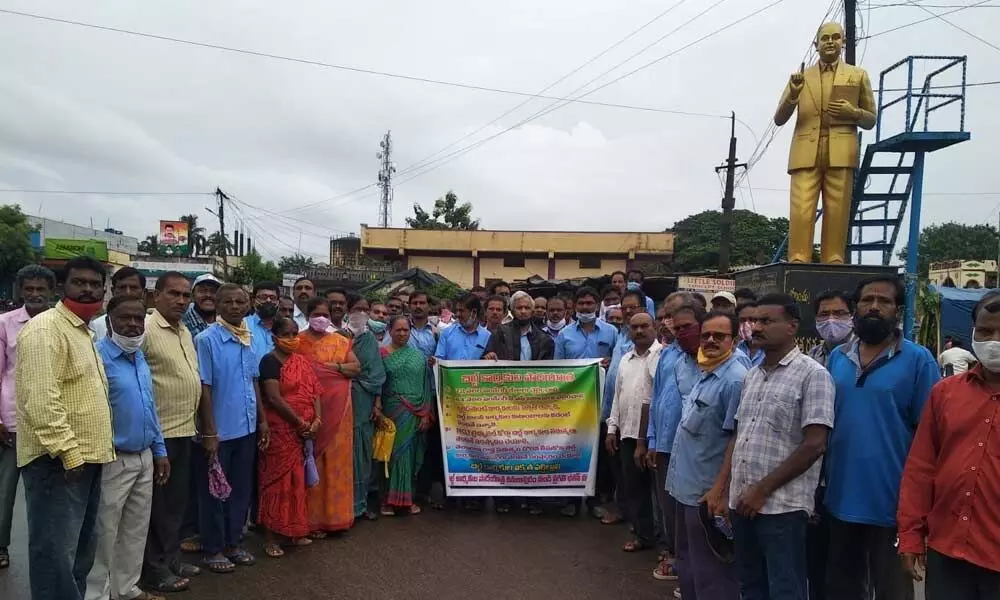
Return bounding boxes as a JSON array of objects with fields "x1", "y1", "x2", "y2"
[{"x1": 734, "y1": 263, "x2": 899, "y2": 345}]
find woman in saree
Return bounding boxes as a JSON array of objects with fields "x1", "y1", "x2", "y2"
[
  {"x1": 344, "y1": 296, "x2": 387, "y2": 520},
  {"x1": 379, "y1": 316, "x2": 434, "y2": 516},
  {"x1": 257, "y1": 317, "x2": 321, "y2": 557},
  {"x1": 296, "y1": 297, "x2": 360, "y2": 535}
]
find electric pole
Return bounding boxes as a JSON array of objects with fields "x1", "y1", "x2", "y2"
[
  {"x1": 210, "y1": 187, "x2": 229, "y2": 279},
  {"x1": 845, "y1": 0, "x2": 857, "y2": 65},
  {"x1": 716, "y1": 113, "x2": 747, "y2": 274},
  {"x1": 376, "y1": 131, "x2": 396, "y2": 228}
]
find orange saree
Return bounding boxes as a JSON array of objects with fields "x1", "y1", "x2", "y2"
[{"x1": 297, "y1": 331, "x2": 355, "y2": 532}]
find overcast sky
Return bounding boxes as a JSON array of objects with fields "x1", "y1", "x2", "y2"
[{"x1": 0, "y1": 0, "x2": 997, "y2": 262}]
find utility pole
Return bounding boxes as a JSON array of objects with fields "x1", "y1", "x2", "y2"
[
  {"x1": 845, "y1": 0, "x2": 857, "y2": 65},
  {"x1": 376, "y1": 131, "x2": 396, "y2": 228},
  {"x1": 210, "y1": 187, "x2": 229, "y2": 279},
  {"x1": 716, "y1": 112, "x2": 747, "y2": 274}
]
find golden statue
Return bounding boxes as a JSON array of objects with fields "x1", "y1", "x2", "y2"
[{"x1": 775, "y1": 22, "x2": 876, "y2": 264}]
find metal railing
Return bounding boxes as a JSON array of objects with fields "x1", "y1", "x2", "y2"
[{"x1": 875, "y1": 55, "x2": 967, "y2": 142}]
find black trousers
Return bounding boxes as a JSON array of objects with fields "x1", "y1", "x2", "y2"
[
  {"x1": 825, "y1": 516, "x2": 913, "y2": 600},
  {"x1": 418, "y1": 419, "x2": 445, "y2": 499},
  {"x1": 143, "y1": 437, "x2": 192, "y2": 584},
  {"x1": 807, "y1": 486, "x2": 830, "y2": 600},
  {"x1": 926, "y1": 549, "x2": 1000, "y2": 600},
  {"x1": 618, "y1": 437, "x2": 655, "y2": 545}
]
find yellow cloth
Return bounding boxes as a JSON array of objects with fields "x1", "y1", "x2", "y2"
[
  {"x1": 697, "y1": 347, "x2": 734, "y2": 372},
  {"x1": 15, "y1": 302, "x2": 114, "y2": 469},
  {"x1": 218, "y1": 317, "x2": 252, "y2": 346},
  {"x1": 372, "y1": 416, "x2": 397, "y2": 478},
  {"x1": 142, "y1": 309, "x2": 202, "y2": 438}
]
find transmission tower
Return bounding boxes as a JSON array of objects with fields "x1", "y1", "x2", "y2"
[{"x1": 376, "y1": 131, "x2": 396, "y2": 227}]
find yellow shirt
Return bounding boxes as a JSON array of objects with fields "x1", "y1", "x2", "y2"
[
  {"x1": 15, "y1": 302, "x2": 113, "y2": 469},
  {"x1": 142, "y1": 309, "x2": 201, "y2": 438}
]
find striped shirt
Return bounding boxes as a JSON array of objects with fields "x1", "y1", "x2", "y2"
[
  {"x1": 142, "y1": 309, "x2": 201, "y2": 438},
  {"x1": 607, "y1": 341, "x2": 661, "y2": 440},
  {"x1": 15, "y1": 302, "x2": 114, "y2": 469},
  {"x1": 181, "y1": 303, "x2": 213, "y2": 338}
]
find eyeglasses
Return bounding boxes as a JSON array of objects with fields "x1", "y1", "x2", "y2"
[{"x1": 700, "y1": 331, "x2": 733, "y2": 342}]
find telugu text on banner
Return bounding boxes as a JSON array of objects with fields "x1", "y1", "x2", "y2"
[{"x1": 434, "y1": 359, "x2": 603, "y2": 497}]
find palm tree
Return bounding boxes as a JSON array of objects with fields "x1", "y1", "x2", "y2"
[
  {"x1": 205, "y1": 231, "x2": 233, "y2": 257},
  {"x1": 138, "y1": 234, "x2": 159, "y2": 255},
  {"x1": 180, "y1": 214, "x2": 206, "y2": 257}
]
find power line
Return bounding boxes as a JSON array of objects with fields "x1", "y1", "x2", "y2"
[
  {"x1": 867, "y1": 2, "x2": 1000, "y2": 8},
  {"x1": 403, "y1": 0, "x2": 696, "y2": 173},
  {"x1": 861, "y1": 0, "x2": 995, "y2": 38},
  {"x1": 0, "y1": 189, "x2": 211, "y2": 195},
  {"x1": 902, "y1": 0, "x2": 1000, "y2": 53},
  {"x1": 393, "y1": 0, "x2": 789, "y2": 187}
]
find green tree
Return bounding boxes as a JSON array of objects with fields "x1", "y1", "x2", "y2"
[
  {"x1": 231, "y1": 249, "x2": 282, "y2": 286},
  {"x1": 898, "y1": 222, "x2": 999, "y2": 276},
  {"x1": 0, "y1": 204, "x2": 39, "y2": 287},
  {"x1": 138, "y1": 234, "x2": 160, "y2": 255},
  {"x1": 205, "y1": 231, "x2": 233, "y2": 257},
  {"x1": 406, "y1": 191, "x2": 480, "y2": 230},
  {"x1": 670, "y1": 209, "x2": 789, "y2": 272},
  {"x1": 179, "y1": 214, "x2": 206, "y2": 257},
  {"x1": 278, "y1": 254, "x2": 316, "y2": 274}
]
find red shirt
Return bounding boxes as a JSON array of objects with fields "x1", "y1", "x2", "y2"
[{"x1": 897, "y1": 365, "x2": 1000, "y2": 572}]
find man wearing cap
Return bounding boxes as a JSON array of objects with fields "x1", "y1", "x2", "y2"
[
  {"x1": 182, "y1": 274, "x2": 221, "y2": 339},
  {"x1": 711, "y1": 291, "x2": 737, "y2": 315}
]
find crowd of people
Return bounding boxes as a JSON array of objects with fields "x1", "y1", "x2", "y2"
[{"x1": 0, "y1": 258, "x2": 996, "y2": 600}]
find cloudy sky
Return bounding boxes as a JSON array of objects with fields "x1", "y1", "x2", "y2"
[{"x1": 0, "y1": 0, "x2": 997, "y2": 262}]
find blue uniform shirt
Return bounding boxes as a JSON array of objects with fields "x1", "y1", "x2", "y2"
[
  {"x1": 824, "y1": 336, "x2": 940, "y2": 527},
  {"x1": 435, "y1": 324, "x2": 491, "y2": 360},
  {"x1": 519, "y1": 333, "x2": 532, "y2": 362},
  {"x1": 195, "y1": 323, "x2": 260, "y2": 442},
  {"x1": 247, "y1": 314, "x2": 275, "y2": 366},
  {"x1": 666, "y1": 354, "x2": 746, "y2": 506},
  {"x1": 554, "y1": 319, "x2": 617, "y2": 360},
  {"x1": 408, "y1": 320, "x2": 438, "y2": 360},
  {"x1": 647, "y1": 347, "x2": 699, "y2": 454},
  {"x1": 737, "y1": 340, "x2": 765, "y2": 368},
  {"x1": 603, "y1": 327, "x2": 634, "y2": 420},
  {"x1": 97, "y1": 338, "x2": 167, "y2": 458},
  {"x1": 644, "y1": 296, "x2": 655, "y2": 317}
]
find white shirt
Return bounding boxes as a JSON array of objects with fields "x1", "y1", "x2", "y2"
[
  {"x1": 292, "y1": 304, "x2": 309, "y2": 331},
  {"x1": 89, "y1": 315, "x2": 108, "y2": 340},
  {"x1": 607, "y1": 340, "x2": 662, "y2": 440},
  {"x1": 938, "y1": 347, "x2": 977, "y2": 374}
]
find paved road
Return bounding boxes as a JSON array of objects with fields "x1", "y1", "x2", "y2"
[{"x1": 0, "y1": 487, "x2": 672, "y2": 600}]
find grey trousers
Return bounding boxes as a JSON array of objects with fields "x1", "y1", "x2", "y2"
[
  {"x1": 0, "y1": 433, "x2": 19, "y2": 547},
  {"x1": 85, "y1": 449, "x2": 154, "y2": 600},
  {"x1": 675, "y1": 501, "x2": 740, "y2": 600}
]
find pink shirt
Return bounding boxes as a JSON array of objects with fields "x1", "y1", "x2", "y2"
[{"x1": 0, "y1": 307, "x2": 31, "y2": 431}]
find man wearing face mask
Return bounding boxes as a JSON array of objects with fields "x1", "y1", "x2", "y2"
[
  {"x1": 646, "y1": 297, "x2": 704, "y2": 580},
  {"x1": 248, "y1": 281, "x2": 280, "y2": 365},
  {"x1": 89, "y1": 267, "x2": 147, "y2": 340},
  {"x1": 87, "y1": 295, "x2": 170, "y2": 600},
  {"x1": 345, "y1": 295, "x2": 387, "y2": 520},
  {"x1": 16, "y1": 256, "x2": 114, "y2": 600},
  {"x1": 824, "y1": 276, "x2": 939, "y2": 600},
  {"x1": 808, "y1": 290, "x2": 856, "y2": 368},
  {"x1": 0, "y1": 264, "x2": 55, "y2": 571},
  {"x1": 369, "y1": 302, "x2": 390, "y2": 346},
  {"x1": 898, "y1": 290, "x2": 1000, "y2": 599},
  {"x1": 544, "y1": 297, "x2": 568, "y2": 340},
  {"x1": 182, "y1": 273, "x2": 221, "y2": 338}
]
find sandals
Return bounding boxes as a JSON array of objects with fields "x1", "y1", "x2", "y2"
[
  {"x1": 172, "y1": 562, "x2": 201, "y2": 578},
  {"x1": 0, "y1": 547, "x2": 8, "y2": 569},
  {"x1": 201, "y1": 555, "x2": 235, "y2": 574},
  {"x1": 409, "y1": 505, "x2": 422, "y2": 515},
  {"x1": 307, "y1": 530, "x2": 328, "y2": 540},
  {"x1": 381, "y1": 505, "x2": 395, "y2": 517},
  {"x1": 652, "y1": 558, "x2": 679, "y2": 581},
  {"x1": 600, "y1": 512, "x2": 624, "y2": 525},
  {"x1": 224, "y1": 548, "x2": 256, "y2": 566},
  {"x1": 180, "y1": 537, "x2": 202, "y2": 553},
  {"x1": 145, "y1": 574, "x2": 189, "y2": 593},
  {"x1": 560, "y1": 503, "x2": 579, "y2": 517},
  {"x1": 364, "y1": 510, "x2": 379, "y2": 521},
  {"x1": 264, "y1": 544, "x2": 284, "y2": 558},
  {"x1": 623, "y1": 539, "x2": 651, "y2": 553},
  {"x1": 291, "y1": 537, "x2": 313, "y2": 547}
]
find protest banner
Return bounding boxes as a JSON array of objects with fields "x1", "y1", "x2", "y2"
[{"x1": 434, "y1": 359, "x2": 603, "y2": 497}]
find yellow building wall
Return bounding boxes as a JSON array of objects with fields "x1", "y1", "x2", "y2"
[
  {"x1": 362, "y1": 227, "x2": 673, "y2": 255},
  {"x1": 554, "y1": 258, "x2": 627, "y2": 280},
  {"x1": 408, "y1": 255, "x2": 475, "y2": 288},
  {"x1": 479, "y1": 258, "x2": 549, "y2": 284}
]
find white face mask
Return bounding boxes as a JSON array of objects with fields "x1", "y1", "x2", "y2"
[
  {"x1": 972, "y1": 329, "x2": 1000, "y2": 371},
  {"x1": 428, "y1": 315, "x2": 440, "y2": 327},
  {"x1": 109, "y1": 321, "x2": 145, "y2": 354},
  {"x1": 347, "y1": 312, "x2": 368, "y2": 335}
]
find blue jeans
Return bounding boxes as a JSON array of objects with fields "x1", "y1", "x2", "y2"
[
  {"x1": 733, "y1": 511, "x2": 809, "y2": 600},
  {"x1": 21, "y1": 457, "x2": 102, "y2": 600},
  {"x1": 194, "y1": 434, "x2": 256, "y2": 555}
]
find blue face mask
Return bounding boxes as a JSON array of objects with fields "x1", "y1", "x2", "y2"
[
  {"x1": 627, "y1": 281, "x2": 642, "y2": 292},
  {"x1": 576, "y1": 311, "x2": 597, "y2": 324},
  {"x1": 368, "y1": 319, "x2": 387, "y2": 334}
]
